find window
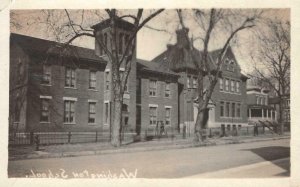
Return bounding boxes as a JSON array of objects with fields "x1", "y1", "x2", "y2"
[
  {"x1": 261, "y1": 97, "x2": 264, "y2": 105},
  {"x1": 88, "y1": 102, "x2": 96, "y2": 123},
  {"x1": 224, "y1": 58, "x2": 229, "y2": 71},
  {"x1": 165, "y1": 82, "x2": 171, "y2": 98},
  {"x1": 230, "y1": 60, "x2": 235, "y2": 71},
  {"x1": 105, "y1": 102, "x2": 109, "y2": 124},
  {"x1": 89, "y1": 71, "x2": 97, "y2": 89},
  {"x1": 149, "y1": 80, "x2": 157, "y2": 96},
  {"x1": 64, "y1": 100, "x2": 75, "y2": 123},
  {"x1": 236, "y1": 81, "x2": 240, "y2": 93},
  {"x1": 149, "y1": 106, "x2": 157, "y2": 125},
  {"x1": 40, "y1": 98, "x2": 50, "y2": 122},
  {"x1": 236, "y1": 103, "x2": 241, "y2": 118},
  {"x1": 187, "y1": 76, "x2": 191, "y2": 89},
  {"x1": 219, "y1": 78, "x2": 223, "y2": 91},
  {"x1": 256, "y1": 96, "x2": 260, "y2": 105},
  {"x1": 231, "y1": 80, "x2": 235, "y2": 92},
  {"x1": 165, "y1": 107, "x2": 171, "y2": 125},
  {"x1": 65, "y1": 67, "x2": 76, "y2": 88},
  {"x1": 226, "y1": 102, "x2": 230, "y2": 117},
  {"x1": 193, "y1": 77, "x2": 197, "y2": 88},
  {"x1": 105, "y1": 71, "x2": 109, "y2": 91},
  {"x1": 232, "y1": 103, "x2": 235, "y2": 117},
  {"x1": 220, "y1": 101, "x2": 225, "y2": 117},
  {"x1": 42, "y1": 65, "x2": 51, "y2": 85},
  {"x1": 225, "y1": 79, "x2": 229, "y2": 91}
]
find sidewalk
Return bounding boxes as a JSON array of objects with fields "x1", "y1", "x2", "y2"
[{"x1": 9, "y1": 133, "x2": 290, "y2": 161}]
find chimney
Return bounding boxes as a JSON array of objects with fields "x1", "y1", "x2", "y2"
[{"x1": 176, "y1": 27, "x2": 189, "y2": 48}]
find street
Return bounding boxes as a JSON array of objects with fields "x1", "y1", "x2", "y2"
[{"x1": 8, "y1": 139, "x2": 290, "y2": 178}]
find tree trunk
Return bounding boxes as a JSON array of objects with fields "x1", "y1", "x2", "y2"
[
  {"x1": 194, "y1": 107, "x2": 209, "y2": 142},
  {"x1": 111, "y1": 97, "x2": 122, "y2": 147}
]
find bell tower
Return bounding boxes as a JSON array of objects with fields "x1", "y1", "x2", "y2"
[{"x1": 92, "y1": 18, "x2": 137, "y2": 133}]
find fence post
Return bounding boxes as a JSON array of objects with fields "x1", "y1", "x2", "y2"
[
  {"x1": 30, "y1": 132, "x2": 34, "y2": 145},
  {"x1": 68, "y1": 132, "x2": 71, "y2": 143},
  {"x1": 95, "y1": 131, "x2": 98, "y2": 142}
]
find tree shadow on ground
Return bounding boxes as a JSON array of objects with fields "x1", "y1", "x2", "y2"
[{"x1": 242, "y1": 146, "x2": 290, "y2": 176}]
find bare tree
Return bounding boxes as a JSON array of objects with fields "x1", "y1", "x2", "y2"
[
  {"x1": 176, "y1": 9, "x2": 259, "y2": 142},
  {"x1": 36, "y1": 9, "x2": 165, "y2": 147},
  {"x1": 249, "y1": 20, "x2": 290, "y2": 134}
]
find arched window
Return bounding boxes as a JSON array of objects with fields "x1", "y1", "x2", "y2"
[
  {"x1": 230, "y1": 60, "x2": 235, "y2": 71},
  {"x1": 224, "y1": 58, "x2": 230, "y2": 71}
]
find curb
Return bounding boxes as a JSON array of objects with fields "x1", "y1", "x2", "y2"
[{"x1": 9, "y1": 136, "x2": 290, "y2": 161}]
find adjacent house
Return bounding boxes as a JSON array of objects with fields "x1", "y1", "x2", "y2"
[{"x1": 152, "y1": 28, "x2": 249, "y2": 135}]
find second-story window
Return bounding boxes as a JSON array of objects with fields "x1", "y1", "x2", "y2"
[
  {"x1": 231, "y1": 80, "x2": 235, "y2": 92},
  {"x1": 89, "y1": 71, "x2": 97, "y2": 89},
  {"x1": 225, "y1": 79, "x2": 229, "y2": 91},
  {"x1": 236, "y1": 81, "x2": 240, "y2": 93},
  {"x1": 149, "y1": 80, "x2": 157, "y2": 96},
  {"x1": 105, "y1": 71, "x2": 109, "y2": 91},
  {"x1": 65, "y1": 67, "x2": 76, "y2": 88},
  {"x1": 236, "y1": 103, "x2": 241, "y2": 117},
  {"x1": 42, "y1": 65, "x2": 51, "y2": 85},
  {"x1": 165, "y1": 82, "x2": 171, "y2": 98},
  {"x1": 219, "y1": 78, "x2": 223, "y2": 91},
  {"x1": 165, "y1": 107, "x2": 171, "y2": 125}
]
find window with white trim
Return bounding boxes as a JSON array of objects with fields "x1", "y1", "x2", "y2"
[
  {"x1": 65, "y1": 67, "x2": 76, "y2": 88},
  {"x1": 149, "y1": 80, "x2": 157, "y2": 96},
  {"x1": 165, "y1": 82, "x2": 171, "y2": 98},
  {"x1": 236, "y1": 81, "x2": 240, "y2": 93},
  {"x1": 42, "y1": 65, "x2": 51, "y2": 85},
  {"x1": 236, "y1": 103, "x2": 241, "y2": 118},
  {"x1": 220, "y1": 101, "x2": 225, "y2": 117},
  {"x1": 232, "y1": 103, "x2": 236, "y2": 117},
  {"x1": 105, "y1": 71, "x2": 110, "y2": 91},
  {"x1": 88, "y1": 102, "x2": 96, "y2": 123},
  {"x1": 193, "y1": 77, "x2": 197, "y2": 88},
  {"x1": 225, "y1": 79, "x2": 229, "y2": 91},
  {"x1": 187, "y1": 76, "x2": 191, "y2": 89},
  {"x1": 64, "y1": 100, "x2": 75, "y2": 123},
  {"x1": 40, "y1": 98, "x2": 50, "y2": 122},
  {"x1": 219, "y1": 78, "x2": 223, "y2": 91},
  {"x1": 149, "y1": 106, "x2": 157, "y2": 125},
  {"x1": 89, "y1": 71, "x2": 97, "y2": 89},
  {"x1": 165, "y1": 107, "x2": 171, "y2": 126},
  {"x1": 226, "y1": 102, "x2": 230, "y2": 117},
  {"x1": 231, "y1": 80, "x2": 235, "y2": 92}
]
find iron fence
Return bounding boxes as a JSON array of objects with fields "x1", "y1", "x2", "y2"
[{"x1": 9, "y1": 131, "x2": 136, "y2": 146}]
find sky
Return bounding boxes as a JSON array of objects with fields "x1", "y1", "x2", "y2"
[{"x1": 10, "y1": 9, "x2": 290, "y2": 74}]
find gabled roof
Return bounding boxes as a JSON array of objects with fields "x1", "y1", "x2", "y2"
[
  {"x1": 137, "y1": 58, "x2": 179, "y2": 77},
  {"x1": 152, "y1": 45, "x2": 240, "y2": 73},
  {"x1": 10, "y1": 33, "x2": 106, "y2": 63}
]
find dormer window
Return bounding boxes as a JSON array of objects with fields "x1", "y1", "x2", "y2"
[
  {"x1": 224, "y1": 58, "x2": 230, "y2": 71},
  {"x1": 230, "y1": 60, "x2": 235, "y2": 72}
]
